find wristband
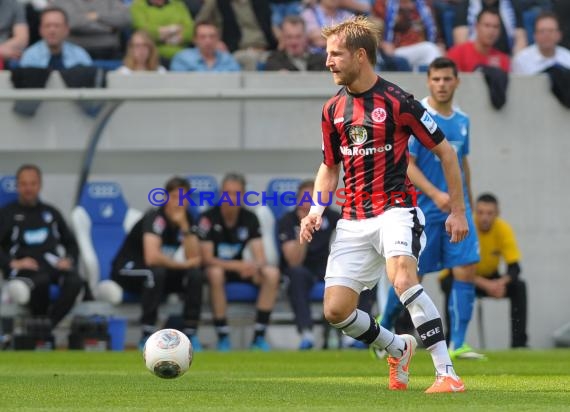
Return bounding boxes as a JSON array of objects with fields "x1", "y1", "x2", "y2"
[{"x1": 309, "y1": 205, "x2": 325, "y2": 216}]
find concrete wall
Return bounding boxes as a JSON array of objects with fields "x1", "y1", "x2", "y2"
[{"x1": 0, "y1": 71, "x2": 568, "y2": 349}]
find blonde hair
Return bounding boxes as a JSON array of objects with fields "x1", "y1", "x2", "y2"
[
  {"x1": 123, "y1": 30, "x2": 160, "y2": 71},
  {"x1": 322, "y1": 16, "x2": 380, "y2": 66}
]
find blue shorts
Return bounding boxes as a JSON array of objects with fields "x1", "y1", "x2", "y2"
[{"x1": 418, "y1": 213, "x2": 479, "y2": 275}]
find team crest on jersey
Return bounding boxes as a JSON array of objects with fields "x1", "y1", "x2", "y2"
[
  {"x1": 197, "y1": 217, "x2": 212, "y2": 237},
  {"x1": 153, "y1": 216, "x2": 166, "y2": 235},
  {"x1": 42, "y1": 211, "x2": 53, "y2": 224},
  {"x1": 371, "y1": 107, "x2": 387, "y2": 123},
  {"x1": 237, "y1": 227, "x2": 249, "y2": 242},
  {"x1": 348, "y1": 126, "x2": 368, "y2": 146}
]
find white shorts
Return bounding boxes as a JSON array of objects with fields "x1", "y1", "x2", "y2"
[{"x1": 325, "y1": 207, "x2": 426, "y2": 293}]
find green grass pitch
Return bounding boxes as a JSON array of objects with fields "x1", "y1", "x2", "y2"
[{"x1": 1, "y1": 349, "x2": 569, "y2": 411}]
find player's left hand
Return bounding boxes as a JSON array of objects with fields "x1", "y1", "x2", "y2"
[
  {"x1": 300, "y1": 214, "x2": 322, "y2": 244},
  {"x1": 445, "y1": 212, "x2": 468, "y2": 243}
]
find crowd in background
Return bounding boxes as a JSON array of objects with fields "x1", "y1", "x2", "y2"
[{"x1": 1, "y1": 0, "x2": 569, "y2": 74}]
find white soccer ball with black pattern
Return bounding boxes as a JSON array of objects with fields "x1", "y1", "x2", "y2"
[{"x1": 143, "y1": 329, "x2": 193, "y2": 379}]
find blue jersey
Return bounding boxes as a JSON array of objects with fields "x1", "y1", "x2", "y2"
[{"x1": 409, "y1": 97, "x2": 470, "y2": 222}]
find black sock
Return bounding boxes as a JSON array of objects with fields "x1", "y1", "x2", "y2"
[
  {"x1": 214, "y1": 318, "x2": 229, "y2": 339},
  {"x1": 254, "y1": 310, "x2": 271, "y2": 339}
]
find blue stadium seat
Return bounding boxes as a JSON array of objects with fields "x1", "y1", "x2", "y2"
[
  {"x1": 310, "y1": 281, "x2": 325, "y2": 302},
  {"x1": 186, "y1": 175, "x2": 219, "y2": 220},
  {"x1": 265, "y1": 178, "x2": 302, "y2": 221},
  {"x1": 71, "y1": 182, "x2": 142, "y2": 303},
  {"x1": 225, "y1": 283, "x2": 259, "y2": 302},
  {"x1": 0, "y1": 175, "x2": 17, "y2": 207}
]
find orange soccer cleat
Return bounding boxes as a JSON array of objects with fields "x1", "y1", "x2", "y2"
[
  {"x1": 387, "y1": 334, "x2": 417, "y2": 390},
  {"x1": 425, "y1": 375, "x2": 466, "y2": 394}
]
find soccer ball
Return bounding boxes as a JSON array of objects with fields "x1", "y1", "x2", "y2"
[{"x1": 143, "y1": 329, "x2": 193, "y2": 379}]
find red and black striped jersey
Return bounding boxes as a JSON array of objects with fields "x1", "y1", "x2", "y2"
[{"x1": 322, "y1": 76, "x2": 445, "y2": 220}]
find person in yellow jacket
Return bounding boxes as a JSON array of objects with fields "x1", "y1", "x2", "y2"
[{"x1": 440, "y1": 193, "x2": 528, "y2": 348}]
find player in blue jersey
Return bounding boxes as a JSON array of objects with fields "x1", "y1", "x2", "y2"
[{"x1": 378, "y1": 57, "x2": 483, "y2": 360}]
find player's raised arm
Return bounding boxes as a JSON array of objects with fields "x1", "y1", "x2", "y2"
[
  {"x1": 299, "y1": 162, "x2": 340, "y2": 244},
  {"x1": 431, "y1": 140, "x2": 468, "y2": 242}
]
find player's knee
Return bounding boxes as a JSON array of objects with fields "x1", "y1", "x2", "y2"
[
  {"x1": 323, "y1": 303, "x2": 351, "y2": 325},
  {"x1": 261, "y1": 266, "x2": 280, "y2": 286},
  {"x1": 390, "y1": 258, "x2": 419, "y2": 295},
  {"x1": 392, "y1": 275, "x2": 418, "y2": 296},
  {"x1": 206, "y1": 266, "x2": 225, "y2": 288}
]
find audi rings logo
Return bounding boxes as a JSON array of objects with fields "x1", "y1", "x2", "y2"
[{"x1": 87, "y1": 183, "x2": 121, "y2": 199}]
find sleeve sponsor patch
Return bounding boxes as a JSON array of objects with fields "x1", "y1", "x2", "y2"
[{"x1": 420, "y1": 111, "x2": 438, "y2": 134}]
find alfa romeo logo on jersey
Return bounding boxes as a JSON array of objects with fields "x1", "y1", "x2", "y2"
[
  {"x1": 371, "y1": 107, "x2": 387, "y2": 123},
  {"x1": 348, "y1": 126, "x2": 368, "y2": 145}
]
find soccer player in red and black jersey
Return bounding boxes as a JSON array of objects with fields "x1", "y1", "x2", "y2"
[{"x1": 300, "y1": 16, "x2": 468, "y2": 393}]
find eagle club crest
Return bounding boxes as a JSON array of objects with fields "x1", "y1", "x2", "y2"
[
  {"x1": 371, "y1": 107, "x2": 387, "y2": 123},
  {"x1": 348, "y1": 126, "x2": 368, "y2": 145}
]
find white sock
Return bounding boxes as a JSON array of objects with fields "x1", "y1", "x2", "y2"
[
  {"x1": 427, "y1": 341, "x2": 458, "y2": 378},
  {"x1": 374, "y1": 327, "x2": 406, "y2": 357},
  {"x1": 301, "y1": 329, "x2": 314, "y2": 342},
  {"x1": 401, "y1": 284, "x2": 455, "y2": 376}
]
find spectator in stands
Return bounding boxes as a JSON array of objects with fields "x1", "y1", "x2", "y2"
[
  {"x1": 0, "y1": 0, "x2": 29, "y2": 68},
  {"x1": 131, "y1": 0, "x2": 194, "y2": 64},
  {"x1": 553, "y1": 0, "x2": 569, "y2": 49},
  {"x1": 342, "y1": 0, "x2": 373, "y2": 15},
  {"x1": 0, "y1": 164, "x2": 83, "y2": 332},
  {"x1": 512, "y1": 11, "x2": 570, "y2": 74},
  {"x1": 170, "y1": 21, "x2": 240, "y2": 72},
  {"x1": 440, "y1": 193, "x2": 528, "y2": 348},
  {"x1": 116, "y1": 30, "x2": 168, "y2": 74},
  {"x1": 182, "y1": 0, "x2": 205, "y2": 18},
  {"x1": 19, "y1": 7, "x2": 93, "y2": 69},
  {"x1": 197, "y1": 173, "x2": 280, "y2": 351},
  {"x1": 373, "y1": 0, "x2": 443, "y2": 70},
  {"x1": 270, "y1": 0, "x2": 304, "y2": 44},
  {"x1": 264, "y1": 15, "x2": 327, "y2": 71},
  {"x1": 447, "y1": 8, "x2": 510, "y2": 72},
  {"x1": 111, "y1": 176, "x2": 205, "y2": 351},
  {"x1": 19, "y1": 0, "x2": 50, "y2": 46},
  {"x1": 453, "y1": 0, "x2": 527, "y2": 55},
  {"x1": 195, "y1": 0, "x2": 278, "y2": 71},
  {"x1": 301, "y1": 0, "x2": 354, "y2": 53},
  {"x1": 430, "y1": 0, "x2": 462, "y2": 49},
  {"x1": 376, "y1": 48, "x2": 413, "y2": 71},
  {"x1": 277, "y1": 180, "x2": 340, "y2": 350},
  {"x1": 51, "y1": 0, "x2": 131, "y2": 60}
]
